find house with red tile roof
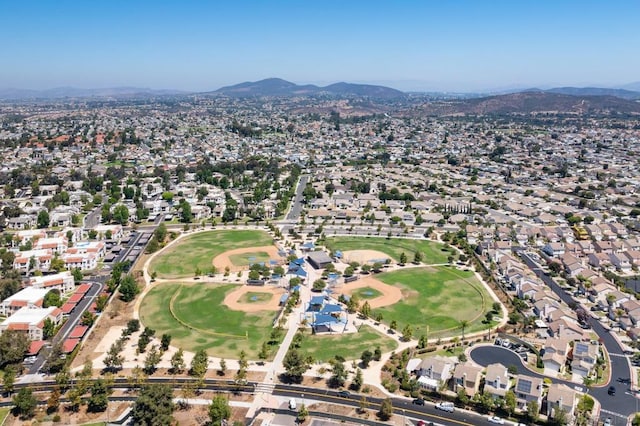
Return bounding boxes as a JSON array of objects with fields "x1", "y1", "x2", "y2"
[
  {"x1": 0, "y1": 306, "x2": 62, "y2": 341},
  {"x1": 0, "y1": 287, "x2": 49, "y2": 317},
  {"x1": 28, "y1": 271, "x2": 75, "y2": 293}
]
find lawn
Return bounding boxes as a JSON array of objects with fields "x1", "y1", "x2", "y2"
[
  {"x1": 374, "y1": 266, "x2": 492, "y2": 338},
  {"x1": 297, "y1": 325, "x2": 397, "y2": 362},
  {"x1": 239, "y1": 291, "x2": 274, "y2": 304},
  {"x1": 149, "y1": 229, "x2": 273, "y2": 278},
  {"x1": 139, "y1": 282, "x2": 281, "y2": 359},
  {"x1": 0, "y1": 408, "x2": 9, "y2": 425},
  {"x1": 352, "y1": 286, "x2": 383, "y2": 300},
  {"x1": 323, "y1": 236, "x2": 453, "y2": 264},
  {"x1": 229, "y1": 251, "x2": 272, "y2": 267}
]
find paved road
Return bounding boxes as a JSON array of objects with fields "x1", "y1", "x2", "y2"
[
  {"x1": 285, "y1": 174, "x2": 309, "y2": 222},
  {"x1": 28, "y1": 280, "x2": 104, "y2": 375},
  {"x1": 83, "y1": 206, "x2": 102, "y2": 229},
  {"x1": 517, "y1": 251, "x2": 637, "y2": 423}
]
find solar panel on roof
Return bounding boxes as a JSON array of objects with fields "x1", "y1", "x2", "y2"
[{"x1": 517, "y1": 379, "x2": 532, "y2": 394}]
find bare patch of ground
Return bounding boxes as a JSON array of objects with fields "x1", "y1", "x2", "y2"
[
  {"x1": 336, "y1": 276, "x2": 402, "y2": 308},
  {"x1": 223, "y1": 285, "x2": 286, "y2": 312},
  {"x1": 213, "y1": 246, "x2": 282, "y2": 272},
  {"x1": 343, "y1": 250, "x2": 390, "y2": 265}
]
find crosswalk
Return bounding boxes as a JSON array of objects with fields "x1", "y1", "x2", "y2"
[
  {"x1": 600, "y1": 408, "x2": 626, "y2": 419},
  {"x1": 254, "y1": 382, "x2": 275, "y2": 395}
]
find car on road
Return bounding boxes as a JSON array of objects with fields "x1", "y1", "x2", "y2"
[
  {"x1": 487, "y1": 416, "x2": 505, "y2": 424},
  {"x1": 607, "y1": 386, "x2": 616, "y2": 395},
  {"x1": 412, "y1": 398, "x2": 425, "y2": 406},
  {"x1": 434, "y1": 402, "x2": 454, "y2": 412},
  {"x1": 617, "y1": 377, "x2": 631, "y2": 384},
  {"x1": 337, "y1": 390, "x2": 351, "y2": 398}
]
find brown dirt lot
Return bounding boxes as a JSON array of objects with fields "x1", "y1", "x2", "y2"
[
  {"x1": 212, "y1": 246, "x2": 282, "y2": 272},
  {"x1": 336, "y1": 276, "x2": 402, "y2": 308},
  {"x1": 343, "y1": 250, "x2": 390, "y2": 264},
  {"x1": 223, "y1": 285, "x2": 286, "y2": 312}
]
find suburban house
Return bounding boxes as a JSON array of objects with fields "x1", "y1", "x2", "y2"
[
  {"x1": 414, "y1": 357, "x2": 455, "y2": 390},
  {"x1": 452, "y1": 362, "x2": 483, "y2": 397},
  {"x1": 542, "y1": 336, "x2": 571, "y2": 376},
  {"x1": 483, "y1": 363, "x2": 510, "y2": 399},
  {"x1": 545, "y1": 383, "x2": 578, "y2": 419},
  {"x1": 570, "y1": 341, "x2": 600, "y2": 382},
  {"x1": 514, "y1": 374, "x2": 544, "y2": 409}
]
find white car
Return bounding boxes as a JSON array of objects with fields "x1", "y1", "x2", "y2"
[
  {"x1": 487, "y1": 416, "x2": 505, "y2": 424},
  {"x1": 435, "y1": 402, "x2": 455, "y2": 413}
]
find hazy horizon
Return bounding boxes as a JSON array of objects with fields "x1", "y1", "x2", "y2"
[{"x1": 1, "y1": 1, "x2": 639, "y2": 93}]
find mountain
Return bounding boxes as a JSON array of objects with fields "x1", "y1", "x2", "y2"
[
  {"x1": 410, "y1": 92, "x2": 640, "y2": 116},
  {"x1": 619, "y1": 81, "x2": 640, "y2": 92},
  {"x1": 0, "y1": 87, "x2": 189, "y2": 100},
  {"x1": 213, "y1": 78, "x2": 405, "y2": 99},
  {"x1": 544, "y1": 86, "x2": 640, "y2": 100}
]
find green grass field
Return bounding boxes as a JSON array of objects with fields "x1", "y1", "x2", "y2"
[
  {"x1": 139, "y1": 283, "x2": 281, "y2": 358},
  {"x1": 149, "y1": 230, "x2": 273, "y2": 278},
  {"x1": 324, "y1": 236, "x2": 453, "y2": 264},
  {"x1": 0, "y1": 408, "x2": 10, "y2": 425},
  {"x1": 352, "y1": 287, "x2": 383, "y2": 300},
  {"x1": 229, "y1": 251, "x2": 272, "y2": 267},
  {"x1": 298, "y1": 325, "x2": 397, "y2": 362},
  {"x1": 239, "y1": 292, "x2": 274, "y2": 304},
  {"x1": 374, "y1": 266, "x2": 491, "y2": 338}
]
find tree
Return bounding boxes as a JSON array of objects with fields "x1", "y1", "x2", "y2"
[
  {"x1": 298, "y1": 403, "x2": 309, "y2": 423},
  {"x1": 50, "y1": 255, "x2": 65, "y2": 272},
  {"x1": 143, "y1": 345, "x2": 161, "y2": 374},
  {"x1": 360, "y1": 301, "x2": 371, "y2": 318},
  {"x1": 13, "y1": 387, "x2": 37, "y2": 419},
  {"x1": 160, "y1": 333, "x2": 172, "y2": 351},
  {"x1": 551, "y1": 407, "x2": 569, "y2": 426},
  {"x1": 373, "y1": 346, "x2": 382, "y2": 361},
  {"x1": 96, "y1": 294, "x2": 109, "y2": 312},
  {"x1": 378, "y1": 398, "x2": 393, "y2": 420},
  {"x1": 87, "y1": 378, "x2": 111, "y2": 412},
  {"x1": 329, "y1": 357, "x2": 347, "y2": 387},
  {"x1": 42, "y1": 317, "x2": 56, "y2": 339},
  {"x1": 43, "y1": 289, "x2": 62, "y2": 308},
  {"x1": 218, "y1": 358, "x2": 227, "y2": 376},
  {"x1": 119, "y1": 274, "x2": 140, "y2": 302},
  {"x1": 190, "y1": 349, "x2": 209, "y2": 378},
  {"x1": 71, "y1": 267, "x2": 83, "y2": 282},
  {"x1": 283, "y1": 348, "x2": 311, "y2": 383},
  {"x1": 360, "y1": 350, "x2": 373, "y2": 368},
  {"x1": 103, "y1": 339, "x2": 125, "y2": 372},
  {"x1": 459, "y1": 319, "x2": 469, "y2": 340},
  {"x1": 112, "y1": 204, "x2": 129, "y2": 225},
  {"x1": 132, "y1": 384, "x2": 175, "y2": 426},
  {"x1": 399, "y1": 252, "x2": 407, "y2": 265},
  {"x1": 81, "y1": 310, "x2": 95, "y2": 326},
  {"x1": 526, "y1": 400, "x2": 540, "y2": 422},
  {"x1": 312, "y1": 279, "x2": 326, "y2": 291},
  {"x1": 3, "y1": 366, "x2": 16, "y2": 395},
  {"x1": 208, "y1": 394, "x2": 231, "y2": 426},
  {"x1": 37, "y1": 210, "x2": 50, "y2": 228},
  {"x1": 503, "y1": 390, "x2": 516, "y2": 417},
  {"x1": 351, "y1": 368, "x2": 363, "y2": 391},
  {"x1": 46, "y1": 387, "x2": 61, "y2": 414},
  {"x1": 401, "y1": 324, "x2": 413, "y2": 341},
  {"x1": 180, "y1": 201, "x2": 193, "y2": 223},
  {"x1": 170, "y1": 347, "x2": 186, "y2": 374},
  {"x1": 413, "y1": 250, "x2": 423, "y2": 264},
  {"x1": 389, "y1": 320, "x2": 398, "y2": 331},
  {"x1": 0, "y1": 330, "x2": 30, "y2": 368}
]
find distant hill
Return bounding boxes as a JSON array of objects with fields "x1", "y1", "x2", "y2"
[
  {"x1": 543, "y1": 86, "x2": 640, "y2": 100},
  {"x1": 410, "y1": 92, "x2": 640, "y2": 116},
  {"x1": 0, "y1": 87, "x2": 189, "y2": 100},
  {"x1": 213, "y1": 78, "x2": 405, "y2": 99}
]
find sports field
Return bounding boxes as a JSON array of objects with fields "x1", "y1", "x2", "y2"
[
  {"x1": 352, "y1": 286, "x2": 383, "y2": 300},
  {"x1": 324, "y1": 236, "x2": 452, "y2": 264},
  {"x1": 149, "y1": 230, "x2": 273, "y2": 278},
  {"x1": 139, "y1": 283, "x2": 281, "y2": 358},
  {"x1": 297, "y1": 325, "x2": 397, "y2": 362},
  {"x1": 229, "y1": 251, "x2": 272, "y2": 267},
  {"x1": 239, "y1": 291, "x2": 274, "y2": 304},
  {"x1": 374, "y1": 266, "x2": 491, "y2": 337}
]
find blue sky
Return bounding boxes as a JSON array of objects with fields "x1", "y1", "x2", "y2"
[{"x1": 1, "y1": 1, "x2": 638, "y2": 92}]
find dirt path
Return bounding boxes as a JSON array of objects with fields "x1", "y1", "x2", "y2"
[
  {"x1": 223, "y1": 285, "x2": 286, "y2": 312},
  {"x1": 335, "y1": 275, "x2": 402, "y2": 308},
  {"x1": 342, "y1": 249, "x2": 390, "y2": 264},
  {"x1": 212, "y1": 245, "x2": 282, "y2": 272}
]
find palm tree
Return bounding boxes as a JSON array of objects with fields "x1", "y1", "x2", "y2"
[{"x1": 459, "y1": 320, "x2": 469, "y2": 340}]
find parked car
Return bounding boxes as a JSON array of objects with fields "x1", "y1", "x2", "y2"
[
  {"x1": 435, "y1": 402, "x2": 454, "y2": 413},
  {"x1": 488, "y1": 416, "x2": 505, "y2": 424}
]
